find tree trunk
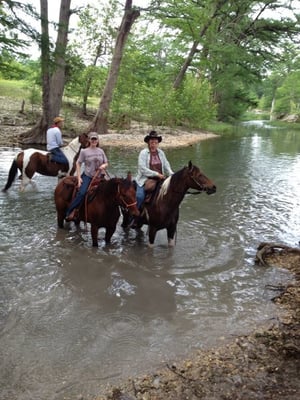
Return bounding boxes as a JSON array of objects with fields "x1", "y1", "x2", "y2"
[
  {"x1": 172, "y1": 1, "x2": 226, "y2": 90},
  {"x1": 88, "y1": 0, "x2": 140, "y2": 134},
  {"x1": 19, "y1": 0, "x2": 72, "y2": 145},
  {"x1": 49, "y1": 0, "x2": 71, "y2": 120},
  {"x1": 82, "y1": 46, "x2": 102, "y2": 115},
  {"x1": 173, "y1": 40, "x2": 200, "y2": 90},
  {"x1": 270, "y1": 96, "x2": 276, "y2": 121}
]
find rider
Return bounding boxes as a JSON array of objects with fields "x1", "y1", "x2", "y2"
[
  {"x1": 130, "y1": 130, "x2": 173, "y2": 228},
  {"x1": 46, "y1": 116, "x2": 69, "y2": 168},
  {"x1": 65, "y1": 132, "x2": 108, "y2": 222}
]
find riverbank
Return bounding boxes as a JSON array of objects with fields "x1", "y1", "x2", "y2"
[
  {"x1": 0, "y1": 112, "x2": 218, "y2": 148},
  {"x1": 97, "y1": 247, "x2": 300, "y2": 400}
]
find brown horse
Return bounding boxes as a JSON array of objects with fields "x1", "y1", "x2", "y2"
[
  {"x1": 122, "y1": 161, "x2": 216, "y2": 246},
  {"x1": 54, "y1": 173, "x2": 140, "y2": 247},
  {"x1": 2, "y1": 133, "x2": 89, "y2": 192}
]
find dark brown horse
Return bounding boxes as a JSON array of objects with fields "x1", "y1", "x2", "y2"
[
  {"x1": 54, "y1": 173, "x2": 140, "y2": 247},
  {"x1": 122, "y1": 161, "x2": 216, "y2": 246},
  {"x1": 2, "y1": 133, "x2": 89, "y2": 192}
]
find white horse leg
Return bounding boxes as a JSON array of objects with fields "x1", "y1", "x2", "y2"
[
  {"x1": 168, "y1": 238, "x2": 175, "y2": 247},
  {"x1": 30, "y1": 180, "x2": 37, "y2": 190},
  {"x1": 20, "y1": 176, "x2": 32, "y2": 191}
]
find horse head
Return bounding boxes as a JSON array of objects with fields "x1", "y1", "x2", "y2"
[
  {"x1": 79, "y1": 133, "x2": 89, "y2": 148},
  {"x1": 186, "y1": 161, "x2": 216, "y2": 195},
  {"x1": 117, "y1": 173, "x2": 139, "y2": 216}
]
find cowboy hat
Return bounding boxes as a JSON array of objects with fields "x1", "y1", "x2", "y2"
[
  {"x1": 53, "y1": 116, "x2": 64, "y2": 124},
  {"x1": 144, "y1": 130, "x2": 162, "y2": 143}
]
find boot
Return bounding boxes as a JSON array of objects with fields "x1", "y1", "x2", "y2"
[{"x1": 65, "y1": 208, "x2": 79, "y2": 222}]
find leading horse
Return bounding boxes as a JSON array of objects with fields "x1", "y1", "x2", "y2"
[
  {"x1": 54, "y1": 173, "x2": 140, "y2": 247},
  {"x1": 122, "y1": 161, "x2": 216, "y2": 246},
  {"x1": 2, "y1": 133, "x2": 89, "y2": 192}
]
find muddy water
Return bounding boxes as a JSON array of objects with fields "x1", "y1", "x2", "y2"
[{"x1": 0, "y1": 123, "x2": 300, "y2": 399}]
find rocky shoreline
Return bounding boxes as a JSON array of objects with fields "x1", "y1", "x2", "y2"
[
  {"x1": 0, "y1": 114, "x2": 218, "y2": 149},
  {"x1": 96, "y1": 247, "x2": 300, "y2": 400}
]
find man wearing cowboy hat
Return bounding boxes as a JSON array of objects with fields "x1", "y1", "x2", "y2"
[
  {"x1": 46, "y1": 116, "x2": 69, "y2": 166},
  {"x1": 135, "y1": 130, "x2": 174, "y2": 212}
]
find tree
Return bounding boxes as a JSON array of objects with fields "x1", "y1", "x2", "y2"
[
  {"x1": 88, "y1": 0, "x2": 140, "y2": 134},
  {"x1": 150, "y1": 0, "x2": 300, "y2": 120},
  {"x1": 69, "y1": 2, "x2": 118, "y2": 115},
  {"x1": 19, "y1": 0, "x2": 72, "y2": 145},
  {"x1": 0, "y1": 0, "x2": 38, "y2": 53}
]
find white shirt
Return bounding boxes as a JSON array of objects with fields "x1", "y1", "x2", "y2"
[{"x1": 46, "y1": 126, "x2": 63, "y2": 151}]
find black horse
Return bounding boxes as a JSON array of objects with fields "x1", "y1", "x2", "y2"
[{"x1": 122, "y1": 161, "x2": 216, "y2": 246}]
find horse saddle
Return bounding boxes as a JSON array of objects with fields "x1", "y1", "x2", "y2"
[
  {"x1": 144, "y1": 178, "x2": 160, "y2": 204},
  {"x1": 62, "y1": 175, "x2": 105, "y2": 203}
]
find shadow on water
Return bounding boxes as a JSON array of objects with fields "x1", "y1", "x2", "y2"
[{"x1": 0, "y1": 122, "x2": 300, "y2": 399}]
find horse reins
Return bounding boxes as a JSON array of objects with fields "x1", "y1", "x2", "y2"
[
  {"x1": 117, "y1": 184, "x2": 137, "y2": 209},
  {"x1": 187, "y1": 174, "x2": 205, "y2": 194}
]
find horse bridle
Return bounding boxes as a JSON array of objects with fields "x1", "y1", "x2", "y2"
[
  {"x1": 117, "y1": 184, "x2": 137, "y2": 209},
  {"x1": 187, "y1": 168, "x2": 205, "y2": 195}
]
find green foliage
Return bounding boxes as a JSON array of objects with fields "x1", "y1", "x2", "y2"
[
  {"x1": 1, "y1": 0, "x2": 300, "y2": 126},
  {"x1": 0, "y1": 79, "x2": 29, "y2": 99},
  {"x1": 178, "y1": 77, "x2": 216, "y2": 127},
  {"x1": 0, "y1": 0, "x2": 39, "y2": 58},
  {"x1": 274, "y1": 71, "x2": 300, "y2": 115}
]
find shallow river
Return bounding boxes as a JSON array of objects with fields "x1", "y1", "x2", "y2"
[{"x1": 0, "y1": 122, "x2": 300, "y2": 400}]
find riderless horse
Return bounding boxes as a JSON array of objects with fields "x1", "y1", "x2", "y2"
[
  {"x1": 2, "y1": 133, "x2": 89, "y2": 192},
  {"x1": 122, "y1": 161, "x2": 216, "y2": 247},
  {"x1": 54, "y1": 173, "x2": 139, "y2": 247}
]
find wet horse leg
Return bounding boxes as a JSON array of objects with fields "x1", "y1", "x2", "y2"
[
  {"x1": 20, "y1": 175, "x2": 35, "y2": 191},
  {"x1": 104, "y1": 225, "x2": 117, "y2": 245},
  {"x1": 22, "y1": 156, "x2": 37, "y2": 191},
  {"x1": 167, "y1": 224, "x2": 177, "y2": 247},
  {"x1": 90, "y1": 224, "x2": 99, "y2": 247},
  {"x1": 148, "y1": 226, "x2": 158, "y2": 247},
  {"x1": 167, "y1": 211, "x2": 179, "y2": 247}
]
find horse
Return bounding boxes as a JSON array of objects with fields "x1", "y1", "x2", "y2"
[
  {"x1": 2, "y1": 133, "x2": 89, "y2": 192},
  {"x1": 54, "y1": 173, "x2": 140, "y2": 247},
  {"x1": 122, "y1": 161, "x2": 216, "y2": 247}
]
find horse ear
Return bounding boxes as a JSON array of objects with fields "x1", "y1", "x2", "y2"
[
  {"x1": 127, "y1": 171, "x2": 132, "y2": 181},
  {"x1": 188, "y1": 161, "x2": 193, "y2": 170}
]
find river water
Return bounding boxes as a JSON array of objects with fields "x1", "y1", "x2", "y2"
[{"x1": 0, "y1": 122, "x2": 300, "y2": 400}]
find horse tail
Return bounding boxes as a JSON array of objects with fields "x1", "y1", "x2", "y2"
[{"x1": 2, "y1": 158, "x2": 19, "y2": 192}]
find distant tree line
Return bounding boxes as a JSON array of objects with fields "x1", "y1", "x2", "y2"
[{"x1": 0, "y1": 0, "x2": 299, "y2": 143}]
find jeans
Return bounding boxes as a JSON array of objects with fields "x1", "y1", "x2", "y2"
[
  {"x1": 66, "y1": 173, "x2": 92, "y2": 216},
  {"x1": 50, "y1": 147, "x2": 69, "y2": 165},
  {"x1": 136, "y1": 184, "x2": 145, "y2": 209}
]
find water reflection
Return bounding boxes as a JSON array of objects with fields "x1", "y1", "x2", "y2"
[{"x1": 0, "y1": 123, "x2": 300, "y2": 399}]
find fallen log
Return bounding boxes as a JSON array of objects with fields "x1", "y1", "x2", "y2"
[{"x1": 255, "y1": 242, "x2": 300, "y2": 272}]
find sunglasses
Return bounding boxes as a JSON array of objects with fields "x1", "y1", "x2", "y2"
[{"x1": 90, "y1": 137, "x2": 98, "y2": 141}]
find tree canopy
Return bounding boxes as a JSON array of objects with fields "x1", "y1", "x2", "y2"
[{"x1": 0, "y1": 0, "x2": 299, "y2": 140}]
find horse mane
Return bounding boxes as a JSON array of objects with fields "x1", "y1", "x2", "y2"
[
  {"x1": 95, "y1": 177, "x2": 126, "y2": 197},
  {"x1": 157, "y1": 167, "x2": 186, "y2": 202},
  {"x1": 157, "y1": 176, "x2": 171, "y2": 200},
  {"x1": 69, "y1": 137, "x2": 79, "y2": 145}
]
